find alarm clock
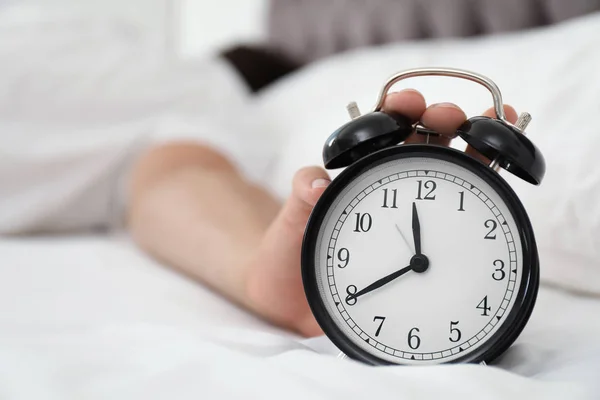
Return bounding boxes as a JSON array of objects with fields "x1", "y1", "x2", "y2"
[{"x1": 301, "y1": 67, "x2": 545, "y2": 365}]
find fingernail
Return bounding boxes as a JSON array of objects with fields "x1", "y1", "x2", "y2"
[
  {"x1": 399, "y1": 88, "x2": 422, "y2": 94},
  {"x1": 429, "y1": 102, "x2": 461, "y2": 110},
  {"x1": 311, "y1": 178, "x2": 331, "y2": 189}
]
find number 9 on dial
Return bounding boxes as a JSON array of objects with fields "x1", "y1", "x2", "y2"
[{"x1": 301, "y1": 68, "x2": 544, "y2": 365}]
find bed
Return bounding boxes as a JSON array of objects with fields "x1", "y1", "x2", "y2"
[
  {"x1": 1, "y1": 235, "x2": 600, "y2": 399},
  {"x1": 2, "y1": 1, "x2": 600, "y2": 399}
]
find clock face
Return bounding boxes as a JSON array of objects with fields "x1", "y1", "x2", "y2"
[{"x1": 303, "y1": 146, "x2": 536, "y2": 365}]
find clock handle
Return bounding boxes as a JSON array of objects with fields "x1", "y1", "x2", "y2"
[
  {"x1": 369, "y1": 67, "x2": 545, "y2": 185},
  {"x1": 372, "y1": 67, "x2": 507, "y2": 121}
]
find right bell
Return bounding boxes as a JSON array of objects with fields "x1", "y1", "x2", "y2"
[{"x1": 456, "y1": 114, "x2": 546, "y2": 185}]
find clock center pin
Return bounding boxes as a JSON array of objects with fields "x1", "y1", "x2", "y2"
[{"x1": 410, "y1": 254, "x2": 429, "y2": 273}]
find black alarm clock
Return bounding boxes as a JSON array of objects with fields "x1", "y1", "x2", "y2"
[{"x1": 301, "y1": 68, "x2": 545, "y2": 366}]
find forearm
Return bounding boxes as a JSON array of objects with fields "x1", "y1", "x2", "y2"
[{"x1": 127, "y1": 142, "x2": 280, "y2": 309}]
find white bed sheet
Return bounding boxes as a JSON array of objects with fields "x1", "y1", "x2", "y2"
[{"x1": 0, "y1": 235, "x2": 599, "y2": 399}]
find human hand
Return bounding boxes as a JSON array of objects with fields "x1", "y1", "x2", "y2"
[{"x1": 245, "y1": 89, "x2": 518, "y2": 337}]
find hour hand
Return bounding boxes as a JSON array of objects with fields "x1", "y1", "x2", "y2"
[
  {"x1": 412, "y1": 202, "x2": 422, "y2": 255},
  {"x1": 348, "y1": 264, "x2": 413, "y2": 301}
]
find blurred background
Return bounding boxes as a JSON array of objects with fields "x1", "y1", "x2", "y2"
[
  {"x1": 1, "y1": 1, "x2": 600, "y2": 398},
  {"x1": 17, "y1": 0, "x2": 270, "y2": 58},
  {"x1": 8, "y1": 0, "x2": 599, "y2": 70},
  {"x1": 13, "y1": 0, "x2": 596, "y2": 55},
  {"x1": 2, "y1": 0, "x2": 600, "y2": 230}
]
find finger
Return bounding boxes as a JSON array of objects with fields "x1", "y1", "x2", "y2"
[
  {"x1": 292, "y1": 166, "x2": 331, "y2": 210},
  {"x1": 272, "y1": 166, "x2": 331, "y2": 246},
  {"x1": 382, "y1": 89, "x2": 427, "y2": 122},
  {"x1": 465, "y1": 105, "x2": 518, "y2": 163},
  {"x1": 406, "y1": 102, "x2": 467, "y2": 146}
]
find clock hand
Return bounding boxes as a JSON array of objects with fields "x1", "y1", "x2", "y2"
[
  {"x1": 348, "y1": 207, "x2": 429, "y2": 303},
  {"x1": 395, "y1": 224, "x2": 413, "y2": 253},
  {"x1": 412, "y1": 202, "x2": 422, "y2": 255},
  {"x1": 348, "y1": 264, "x2": 413, "y2": 301}
]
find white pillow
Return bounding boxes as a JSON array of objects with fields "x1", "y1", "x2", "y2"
[{"x1": 255, "y1": 12, "x2": 600, "y2": 294}]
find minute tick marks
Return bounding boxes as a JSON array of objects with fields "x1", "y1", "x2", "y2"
[
  {"x1": 304, "y1": 145, "x2": 537, "y2": 366},
  {"x1": 322, "y1": 161, "x2": 522, "y2": 362}
]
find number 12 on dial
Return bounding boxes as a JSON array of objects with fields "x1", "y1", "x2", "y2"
[{"x1": 303, "y1": 146, "x2": 539, "y2": 366}]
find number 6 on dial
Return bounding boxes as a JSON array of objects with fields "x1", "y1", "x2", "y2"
[{"x1": 302, "y1": 68, "x2": 543, "y2": 366}]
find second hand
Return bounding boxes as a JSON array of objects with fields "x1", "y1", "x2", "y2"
[{"x1": 395, "y1": 224, "x2": 414, "y2": 253}]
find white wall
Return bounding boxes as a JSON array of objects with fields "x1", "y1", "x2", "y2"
[{"x1": 178, "y1": 0, "x2": 269, "y2": 57}]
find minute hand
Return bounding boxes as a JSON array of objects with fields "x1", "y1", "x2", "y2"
[
  {"x1": 412, "y1": 202, "x2": 422, "y2": 255},
  {"x1": 349, "y1": 265, "x2": 413, "y2": 301}
]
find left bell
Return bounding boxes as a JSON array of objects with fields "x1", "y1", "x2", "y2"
[{"x1": 323, "y1": 110, "x2": 413, "y2": 169}]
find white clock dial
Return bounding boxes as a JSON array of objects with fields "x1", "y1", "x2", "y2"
[{"x1": 313, "y1": 156, "x2": 523, "y2": 365}]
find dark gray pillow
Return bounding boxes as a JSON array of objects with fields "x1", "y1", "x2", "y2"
[{"x1": 267, "y1": 0, "x2": 600, "y2": 63}]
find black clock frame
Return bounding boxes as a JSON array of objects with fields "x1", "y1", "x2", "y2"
[{"x1": 301, "y1": 144, "x2": 539, "y2": 365}]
